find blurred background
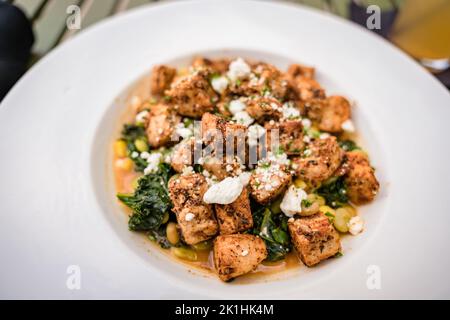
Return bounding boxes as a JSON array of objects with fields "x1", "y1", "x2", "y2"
[{"x1": 0, "y1": 0, "x2": 449, "y2": 100}]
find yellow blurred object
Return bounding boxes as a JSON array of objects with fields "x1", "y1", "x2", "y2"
[
  {"x1": 293, "y1": 178, "x2": 307, "y2": 189},
  {"x1": 320, "y1": 205, "x2": 336, "y2": 216},
  {"x1": 114, "y1": 140, "x2": 127, "y2": 158},
  {"x1": 390, "y1": 0, "x2": 450, "y2": 62},
  {"x1": 115, "y1": 158, "x2": 133, "y2": 171}
]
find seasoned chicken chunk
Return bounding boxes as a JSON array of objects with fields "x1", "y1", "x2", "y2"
[
  {"x1": 201, "y1": 112, "x2": 247, "y2": 158},
  {"x1": 292, "y1": 77, "x2": 326, "y2": 102},
  {"x1": 150, "y1": 65, "x2": 176, "y2": 96},
  {"x1": 192, "y1": 57, "x2": 230, "y2": 74},
  {"x1": 166, "y1": 69, "x2": 217, "y2": 118},
  {"x1": 318, "y1": 96, "x2": 351, "y2": 133},
  {"x1": 265, "y1": 120, "x2": 304, "y2": 155},
  {"x1": 287, "y1": 63, "x2": 316, "y2": 80},
  {"x1": 344, "y1": 151, "x2": 380, "y2": 205},
  {"x1": 146, "y1": 103, "x2": 181, "y2": 148},
  {"x1": 246, "y1": 97, "x2": 283, "y2": 123},
  {"x1": 170, "y1": 138, "x2": 195, "y2": 173},
  {"x1": 215, "y1": 188, "x2": 253, "y2": 235},
  {"x1": 249, "y1": 160, "x2": 292, "y2": 204},
  {"x1": 292, "y1": 136, "x2": 344, "y2": 187},
  {"x1": 288, "y1": 213, "x2": 341, "y2": 267},
  {"x1": 213, "y1": 234, "x2": 267, "y2": 281},
  {"x1": 202, "y1": 156, "x2": 244, "y2": 180},
  {"x1": 168, "y1": 174, "x2": 218, "y2": 244}
]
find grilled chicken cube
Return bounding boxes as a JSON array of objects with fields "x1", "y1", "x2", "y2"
[
  {"x1": 318, "y1": 96, "x2": 351, "y2": 133},
  {"x1": 249, "y1": 163, "x2": 292, "y2": 204},
  {"x1": 192, "y1": 57, "x2": 230, "y2": 74},
  {"x1": 202, "y1": 156, "x2": 244, "y2": 180},
  {"x1": 265, "y1": 120, "x2": 304, "y2": 155},
  {"x1": 215, "y1": 188, "x2": 253, "y2": 235},
  {"x1": 287, "y1": 63, "x2": 316, "y2": 80},
  {"x1": 146, "y1": 103, "x2": 181, "y2": 148},
  {"x1": 213, "y1": 234, "x2": 267, "y2": 281},
  {"x1": 166, "y1": 69, "x2": 217, "y2": 118},
  {"x1": 292, "y1": 77, "x2": 326, "y2": 102},
  {"x1": 344, "y1": 151, "x2": 380, "y2": 205},
  {"x1": 246, "y1": 97, "x2": 283, "y2": 123},
  {"x1": 168, "y1": 173, "x2": 218, "y2": 244},
  {"x1": 292, "y1": 136, "x2": 344, "y2": 187},
  {"x1": 170, "y1": 138, "x2": 195, "y2": 173},
  {"x1": 150, "y1": 65, "x2": 176, "y2": 96},
  {"x1": 288, "y1": 213, "x2": 341, "y2": 267},
  {"x1": 201, "y1": 112, "x2": 247, "y2": 158}
]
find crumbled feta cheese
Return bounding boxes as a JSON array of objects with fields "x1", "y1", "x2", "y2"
[
  {"x1": 131, "y1": 151, "x2": 139, "y2": 158},
  {"x1": 203, "y1": 177, "x2": 244, "y2": 204},
  {"x1": 228, "y1": 99, "x2": 246, "y2": 115},
  {"x1": 241, "y1": 250, "x2": 249, "y2": 257},
  {"x1": 247, "y1": 123, "x2": 265, "y2": 146},
  {"x1": 182, "y1": 166, "x2": 194, "y2": 176},
  {"x1": 303, "y1": 135, "x2": 311, "y2": 143},
  {"x1": 341, "y1": 119, "x2": 355, "y2": 132},
  {"x1": 301, "y1": 118, "x2": 312, "y2": 129},
  {"x1": 281, "y1": 102, "x2": 300, "y2": 119},
  {"x1": 135, "y1": 110, "x2": 149, "y2": 124},
  {"x1": 227, "y1": 57, "x2": 251, "y2": 82},
  {"x1": 143, "y1": 153, "x2": 162, "y2": 175},
  {"x1": 185, "y1": 213, "x2": 195, "y2": 222},
  {"x1": 140, "y1": 151, "x2": 150, "y2": 159},
  {"x1": 280, "y1": 185, "x2": 308, "y2": 217},
  {"x1": 175, "y1": 122, "x2": 193, "y2": 139},
  {"x1": 211, "y1": 76, "x2": 229, "y2": 94},
  {"x1": 320, "y1": 133, "x2": 330, "y2": 139},
  {"x1": 348, "y1": 216, "x2": 364, "y2": 235},
  {"x1": 233, "y1": 111, "x2": 254, "y2": 127},
  {"x1": 238, "y1": 171, "x2": 252, "y2": 186}
]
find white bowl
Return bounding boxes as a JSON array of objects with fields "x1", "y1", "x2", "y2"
[{"x1": 1, "y1": 0, "x2": 449, "y2": 299}]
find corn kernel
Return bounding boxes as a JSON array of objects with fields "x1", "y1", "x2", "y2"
[
  {"x1": 114, "y1": 140, "x2": 127, "y2": 158},
  {"x1": 293, "y1": 178, "x2": 307, "y2": 189},
  {"x1": 115, "y1": 158, "x2": 133, "y2": 171}
]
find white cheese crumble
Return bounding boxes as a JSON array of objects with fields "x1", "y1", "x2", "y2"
[
  {"x1": 228, "y1": 99, "x2": 246, "y2": 115},
  {"x1": 281, "y1": 102, "x2": 300, "y2": 119},
  {"x1": 341, "y1": 119, "x2": 355, "y2": 132},
  {"x1": 238, "y1": 171, "x2": 252, "y2": 186},
  {"x1": 175, "y1": 122, "x2": 193, "y2": 139},
  {"x1": 203, "y1": 177, "x2": 243, "y2": 205},
  {"x1": 131, "y1": 151, "x2": 139, "y2": 158},
  {"x1": 185, "y1": 213, "x2": 195, "y2": 222},
  {"x1": 227, "y1": 57, "x2": 251, "y2": 82},
  {"x1": 301, "y1": 118, "x2": 312, "y2": 129},
  {"x1": 143, "y1": 153, "x2": 162, "y2": 175},
  {"x1": 182, "y1": 165, "x2": 194, "y2": 176},
  {"x1": 280, "y1": 185, "x2": 308, "y2": 217},
  {"x1": 211, "y1": 76, "x2": 229, "y2": 94},
  {"x1": 320, "y1": 133, "x2": 330, "y2": 139},
  {"x1": 241, "y1": 250, "x2": 249, "y2": 257},
  {"x1": 232, "y1": 111, "x2": 254, "y2": 127},
  {"x1": 247, "y1": 123, "x2": 265, "y2": 146},
  {"x1": 140, "y1": 151, "x2": 150, "y2": 159},
  {"x1": 348, "y1": 216, "x2": 364, "y2": 235},
  {"x1": 135, "y1": 110, "x2": 149, "y2": 124}
]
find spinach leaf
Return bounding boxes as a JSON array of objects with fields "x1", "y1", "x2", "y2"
[
  {"x1": 252, "y1": 205, "x2": 291, "y2": 262},
  {"x1": 120, "y1": 124, "x2": 149, "y2": 172},
  {"x1": 117, "y1": 164, "x2": 172, "y2": 231},
  {"x1": 148, "y1": 226, "x2": 172, "y2": 249},
  {"x1": 339, "y1": 139, "x2": 360, "y2": 152},
  {"x1": 317, "y1": 176, "x2": 349, "y2": 208}
]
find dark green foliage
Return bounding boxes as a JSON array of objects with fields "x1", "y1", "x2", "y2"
[
  {"x1": 117, "y1": 164, "x2": 173, "y2": 231},
  {"x1": 252, "y1": 204, "x2": 291, "y2": 262},
  {"x1": 317, "y1": 176, "x2": 349, "y2": 208},
  {"x1": 339, "y1": 139, "x2": 360, "y2": 152},
  {"x1": 120, "y1": 124, "x2": 149, "y2": 172}
]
